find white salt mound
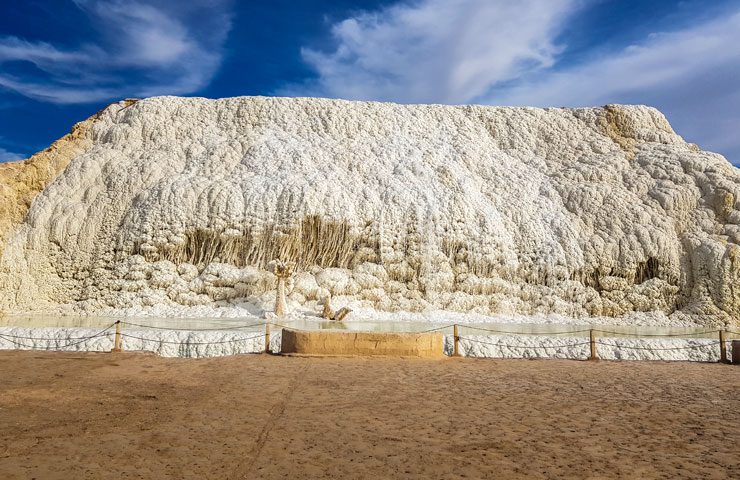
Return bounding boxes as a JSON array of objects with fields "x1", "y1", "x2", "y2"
[{"x1": 0, "y1": 96, "x2": 738, "y2": 326}]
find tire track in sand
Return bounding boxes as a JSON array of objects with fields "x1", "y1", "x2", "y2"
[{"x1": 230, "y1": 359, "x2": 311, "y2": 479}]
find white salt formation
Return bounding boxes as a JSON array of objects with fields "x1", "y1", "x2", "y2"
[{"x1": 0, "y1": 96, "x2": 738, "y2": 326}]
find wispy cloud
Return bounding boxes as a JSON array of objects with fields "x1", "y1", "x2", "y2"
[
  {"x1": 0, "y1": 0, "x2": 233, "y2": 104},
  {"x1": 0, "y1": 146, "x2": 24, "y2": 163},
  {"x1": 282, "y1": 0, "x2": 581, "y2": 103},
  {"x1": 488, "y1": 10, "x2": 740, "y2": 164},
  {"x1": 288, "y1": 0, "x2": 739, "y2": 164}
]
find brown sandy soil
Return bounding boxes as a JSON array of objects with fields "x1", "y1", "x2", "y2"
[{"x1": 0, "y1": 352, "x2": 737, "y2": 480}]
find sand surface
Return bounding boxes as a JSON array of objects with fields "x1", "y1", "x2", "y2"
[{"x1": 0, "y1": 352, "x2": 737, "y2": 479}]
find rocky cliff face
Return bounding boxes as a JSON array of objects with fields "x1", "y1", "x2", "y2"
[{"x1": 0, "y1": 96, "x2": 738, "y2": 325}]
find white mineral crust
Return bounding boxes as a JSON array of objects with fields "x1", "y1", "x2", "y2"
[{"x1": 0, "y1": 96, "x2": 738, "y2": 327}]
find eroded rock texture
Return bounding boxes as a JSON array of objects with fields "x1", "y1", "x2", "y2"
[{"x1": 0, "y1": 96, "x2": 738, "y2": 324}]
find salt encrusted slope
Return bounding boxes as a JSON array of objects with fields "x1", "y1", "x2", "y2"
[
  {"x1": 0, "y1": 99, "x2": 138, "y2": 258},
  {"x1": 0, "y1": 96, "x2": 738, "y2": 325},
  {"x1": 0, "y1": 112, "x2": 96, "y2": 258}
]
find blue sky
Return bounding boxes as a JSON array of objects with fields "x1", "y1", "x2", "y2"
[{"x1": 1, "y1": 0, "x2": 739, "y2": 165}]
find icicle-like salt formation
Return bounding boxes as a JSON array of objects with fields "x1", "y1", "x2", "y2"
[{"x1": 0, "y1": 96, "x2": 738, "y2": 325}]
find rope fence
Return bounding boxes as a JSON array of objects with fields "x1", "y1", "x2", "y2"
[
  {"x1": 0, "y1": 323, "x2": 116, "y2": 350},
  {"x1": 119, "y1": 332, "x2": 265, "y2": 345},
  {"x1": 0, "y1": 320, "x2": 738, "y2": 363},
  {"x1": 119, "y1": 320, "x2": 267, "y2": 331},
  {"x1": 462, "y1": 324, "x2": 593, "y2": 336},
  {"x1": 453, "y1": 327, "x2": 736, "y2": 363},
  {"x1": 417, "y1": 323, "x2": 458, "y2": 334},
  {"x1": 458, "y1": 336, "x2": 592, "y2": 349},
  {"x1": 593, "y1": 340, "x2": 722, "y2": 351}
]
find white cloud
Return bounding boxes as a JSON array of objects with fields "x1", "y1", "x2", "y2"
[
  {"x1": 487, "y1": 10, "x2": 740, "y2": 164},
  {"x1": 289, "y1": 0, "x2": 739, "y2": 164},
  {"x1": 0, "y1": 0, "x2": 233, "y2": 104},
  {"x1": 283, "y1": 0, "x2": 580, "y2": 103},
  {"x1": 0, "y1": 146, "x2": 24, "y2": 162}
]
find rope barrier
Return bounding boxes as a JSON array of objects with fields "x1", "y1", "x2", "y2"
[
  {"x1": 462, "y1": 324, "x2": 592, "y2": 336},
  {"x1": 458, "y1": 335, "x2": 723, "y2": 352},
  {"x1": 461, "y1": 325, "x2": 722, "y2": 337},
  {"x1": 119, "y1": 332, "x2": 265, "y2": 345},
  {"x1": 417, "y1": 324, "x2": 457, "y2": 334},
  {"x1": 266, "y1": 322, "x2": 305, "y2": 330},
  {"x1": 459, "y1": 335, "x2": 592, "y2": 349},
  {"x1": 595, "y1": 340, "x2": 721, "y2": 351},
  {"x1": 593, "y1": 329, "x2": 719, "y2": 337},
  {"x1": 0, "y1": 335, "x2": 46, "y2": 349},
  {"x1": 0, "y1": 329, "x2": 115, "y2": 340},
  {"x1": 0, "y1": 323, "x2": 116, "y2": 349},
  {"x1": 120, "y1": 321, "x2": 267, "y2": 331},
  {"x1": 0, "y1": 322, "x2": 735, "y2": 357}
]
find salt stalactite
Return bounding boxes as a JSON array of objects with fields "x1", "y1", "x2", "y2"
[
  {"x1": 321, "y1": 295, "x2": 333, "y2": 320},
  {"x1": 268, "y1": 260, "x2": 294, "y2": 316},
  {"x1": 320, "y1": 295, "x2": 352, "y2": 321},
  {"x1": 0, "y1": 96, "x2": 738, "y2": 326},
  {"x1": 137, "y1": 216, "x2": 359, "y2": 270}
]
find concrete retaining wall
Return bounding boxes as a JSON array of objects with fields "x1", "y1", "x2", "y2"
[{"x1": 280, "y1": 328, "x2": 444, "y2": 358}]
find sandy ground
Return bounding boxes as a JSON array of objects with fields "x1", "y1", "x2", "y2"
[{"x1": 0, "y1": 352, "x2": 737, "y2": 480}]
